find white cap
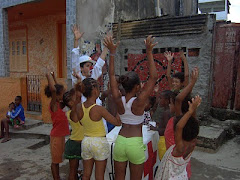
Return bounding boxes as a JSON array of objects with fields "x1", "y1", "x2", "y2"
[{"x1": 78, "y1": 55, "x2": 96, "y2": 65}]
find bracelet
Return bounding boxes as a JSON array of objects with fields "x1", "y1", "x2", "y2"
[{"x1": 110, "y1": 53, "x2": 116, "y2": 57}]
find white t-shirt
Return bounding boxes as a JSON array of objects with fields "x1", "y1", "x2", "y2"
[
  {"x1": 155, "y1": 145, "x2": 191, "y2": 180},
  {"x1": 71, "y1": 47, "x2": 105, "y2": 86}
]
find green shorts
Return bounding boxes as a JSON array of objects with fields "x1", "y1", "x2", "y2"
[
  {"x1": 113, "y1": 135, "x2": 146, "y2": 165},
  {"x1": 9, "y1": 118, "x2": 20, "y2": 126},
  {"x1": 64, "y1": 139, "x2": 82, "y2": 160}
]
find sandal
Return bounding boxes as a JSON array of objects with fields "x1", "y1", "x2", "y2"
[
  {"x1": 1, "y1": 137, "x2": 11, "y2": 143},
  {"x1": 14, "y1": 125, "x2": 20, "y2": 129}
]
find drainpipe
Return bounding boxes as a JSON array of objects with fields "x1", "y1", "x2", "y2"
[{"x1": 154, "y1": 0, "x2": 161, "y2": 16}]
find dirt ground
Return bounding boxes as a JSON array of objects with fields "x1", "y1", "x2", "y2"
[{"x1": 0, "y1": 136, "x2": 240, "y2": 180}]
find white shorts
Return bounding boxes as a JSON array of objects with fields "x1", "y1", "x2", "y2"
[{"x1": 81, "y1": 136, "x2": 110, "y2": 161}]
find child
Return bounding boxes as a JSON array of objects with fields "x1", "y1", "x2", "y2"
[
  {"x1": 100, "y1": 75, "x2": 126, "y2": 132},
  {"x1": 0, "y1": 96, "x2": 25, "y2": 143},
  {"x1": 63, "y1": 88, "x2": 83, "y2": 180},
  {"x1": 44, "y1": 72, "x2": 70, "y2": 180},
  {"x1": 155, "y1": 95, "x2": 201, "y2": 179},
  {"x1": 150, "y1": 90, "x2": 176, "y2": 160},
  {"x1": 164, "y1": 67, "x2": 199, "y2": 178},
  {"x1": 0, "y1": 102, "x2": 15, "y2": 143},
  {"x1": 165, "y1": 50, "x2": 189, "y2": 92},
  {"x1": 104, "y1": 35, "x2": 158, "y2": 180},
  {"x1": 71, "y1": 78, "x2": 121, "y2": 180},
  {"x1": 143, "y1": 96, "x2": 157, "y2": 126}
]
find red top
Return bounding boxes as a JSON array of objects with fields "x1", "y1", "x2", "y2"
[
  {"x1": 49, "y1": 103, "x2": 70, "y2": 137},
  {"x1": 164, "y1": 116, "x2": 192, "y2": 178},
  {"x1": 164, "y1": 117, "x2": 175, "y2": 149}
]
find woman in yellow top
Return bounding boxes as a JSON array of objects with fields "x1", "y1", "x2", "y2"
[
  {"x1": 63, "y1": 88, "x2": 83, "y2": 180},
  {"x1": 71, "y1": 78, "x2": 121, "y2": 180}
]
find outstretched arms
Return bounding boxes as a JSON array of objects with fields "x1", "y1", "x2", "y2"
[
  {"x1": 135, "y1": 36, "x2": 158, "y2": 109},
  {"x1": 165, "y1": 51, "x2": 174, "y2": 89},
  {"x1": 180, "y1": 50, "x2": 189, "y2": 87},
  {"x1": 46, "y1": 73, "x2": 57, "y2": 112},
  {"x1": 103, "y1": 35, "x2": 125, "y2": 114},
  {"x1": 175, "y1": 67, "x2": 199, "y2": 116},
  {"x1": 72, "y1": 24, "x2": 84, "y2": 48},
  {"x1": 173, "y1": 95, "x2": 201, "y2": 156}
]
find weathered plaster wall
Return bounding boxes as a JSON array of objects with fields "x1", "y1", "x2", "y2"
[
  {"x1": 114, "y1": 0, "x2": 155, "y2": 21},
  {"x1": 9, "y1": 12, "x2": 65, "y2": 78},
  {"x1": 115, "y1": 15, "x2": 215, "y2": 116}
]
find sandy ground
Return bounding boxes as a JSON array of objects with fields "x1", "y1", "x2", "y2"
[{"x1": 0, "y1": 136, "x2": 240, "y2": 180}]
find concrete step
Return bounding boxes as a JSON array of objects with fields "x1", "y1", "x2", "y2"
[
  {"x1": 25, "y1": 111, "x2": 42, "y2": 121},
  {"x1": 10, "y1": 118, "x2": 44, "y2": 132},
  {"x1": 210, "y1": 108, "x2": 240, "y2": 121},
  {"x1": 197, "y1": 125, "x2": 226, "y2": 151}
]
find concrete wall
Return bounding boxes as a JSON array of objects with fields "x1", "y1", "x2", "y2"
[
  {"x1": 114, "y1": 14, "x2": 216, "y2": 116},
  {"x1": 9, "y1": 12, "x2": 65, "y2": 78}
]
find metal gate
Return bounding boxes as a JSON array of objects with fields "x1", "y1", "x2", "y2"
[
  {"x1": 212, "y1": 23, "x2": 240, "y2": 110},
  {"x1": 27, "y1": 75, "x2": 42, "y2": 112}
]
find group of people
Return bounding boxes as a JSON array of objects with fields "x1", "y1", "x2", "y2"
[{"x1": 44, "y1": 24, "x2": 201, "y2": 180}]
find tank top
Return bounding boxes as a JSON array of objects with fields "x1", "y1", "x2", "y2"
[
  {"x1": 66, "y1": 110, "x2": 84, "y2": 141},
  {"x1": 81, "y1": 104, "x2": 106, "y2": 137},
  {"x1": 49, "y1": 103, "x2": 70, "y2": 137},
  {"x1": 119, "y1": 96, "x2": 144, "y2": 125}
]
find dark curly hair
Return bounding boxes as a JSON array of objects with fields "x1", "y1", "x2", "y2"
[
  {"x1": 77, "y1": 78, "x2": 99, "y2": 98},
  {"x1": 44, "y1": 84, "x2": 64, "y2": 98},
  {"x1": 119, "y1": 71, "x2": 140, "y2": 93},
  {"x1": 172, "y1": 72, "x2": 184, "y2": 83},
  {"x1": 63, "y1": 88, "x2": 75, "y2": 107},
  {"x1": 174, "y1": 115, "x2": 199, "y2": 141}
]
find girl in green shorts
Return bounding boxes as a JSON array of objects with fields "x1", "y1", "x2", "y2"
[
  {"x1": 104, "y1": 35, "x2": 158, "y2": 180},
  {"x1": 63, "y1": 88, "x2": 83, "y2": 180}
]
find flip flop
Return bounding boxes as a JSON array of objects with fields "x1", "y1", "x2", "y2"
[
  {"x1": 14, "y1": 125, "x2": 20, "y2": 129},
  {"x1": 1, "y1": 137, "x2": 11, "y2": 143}
]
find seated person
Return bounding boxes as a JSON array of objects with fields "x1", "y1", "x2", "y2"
[{"x1": 0, "y1": 96, "x2": 25, "y2": 143}]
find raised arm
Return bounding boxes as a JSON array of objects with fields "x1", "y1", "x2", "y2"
[
  {"x1": 175, "y1": 67, "x2": 199, "y2": 116},
  {"x1": 180, "y1": 50, "x2": 189, "y2": 87},
  {"x1": 72, "y1": 24, "x2": 84, "y2": 48},
  {"x1": 135, "y1": 35, "x2": 158, "y2": 108},
  {"x1": 51, "y1": 72, "x2": 57, "y2": 84},
  {"x1": 103, "y1": 35, "x2": 124, "y2": 113},
  {"x1": 173, "y1": 96, "x2": 201, "y2": 156},
  {"x1": 165, "y1": 51, "x2": 174, "y2": 89},
  {"x1": 46, "y1": 73, "x2": 57, "y2": 112}
]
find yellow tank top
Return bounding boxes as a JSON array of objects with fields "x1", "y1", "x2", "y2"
[
  {"x1": 81, "y1": 104, "x2": 106, "y2": 137},
  {"x1": 66, "y1": 110, "x2": 84, "y2": 141}
]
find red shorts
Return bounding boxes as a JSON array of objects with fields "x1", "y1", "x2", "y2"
[{"x1": 50, "y1": 136, "x2": 65, "y2": 164}]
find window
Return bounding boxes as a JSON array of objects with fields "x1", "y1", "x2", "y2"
[{"x1": 9, "y1": 28, "x2": 28, "y2": 72}]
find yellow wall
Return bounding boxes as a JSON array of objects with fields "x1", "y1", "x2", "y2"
[
  {"x1": 9, "y1": 12, "x2": 65, "y2": 78},
  {"x1": 0, "y1": 78, "x2": 22, "y2": 119}
]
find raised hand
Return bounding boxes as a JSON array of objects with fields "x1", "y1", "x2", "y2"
[
  {"x1": 179, "y1": 50, "x2": 185, "y2": 59},
  {"x1": 191, "y1": 67, "x2": 199, "y2": 83},
  {"x1": 144, "y1": 35, "x2": 158, "y2": 52},
  {"x1": 188, "y1": 95, "x2": 201, "y2": 113},
  {"x1": 154, "y1": 85, "x2": 159, "y2": 93},
  {"x1": 72, "y1": 24, "x2": 84, "y2": 40},
  {"x1": 103, "y1": 35, "x2": 120, "y2": 53},
  {"x1": 164, "y1": 51, "x2": 174, "y2": 62},
  {"x1": 72, "y1": 68, "x2": 81, "y2": 80}
]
